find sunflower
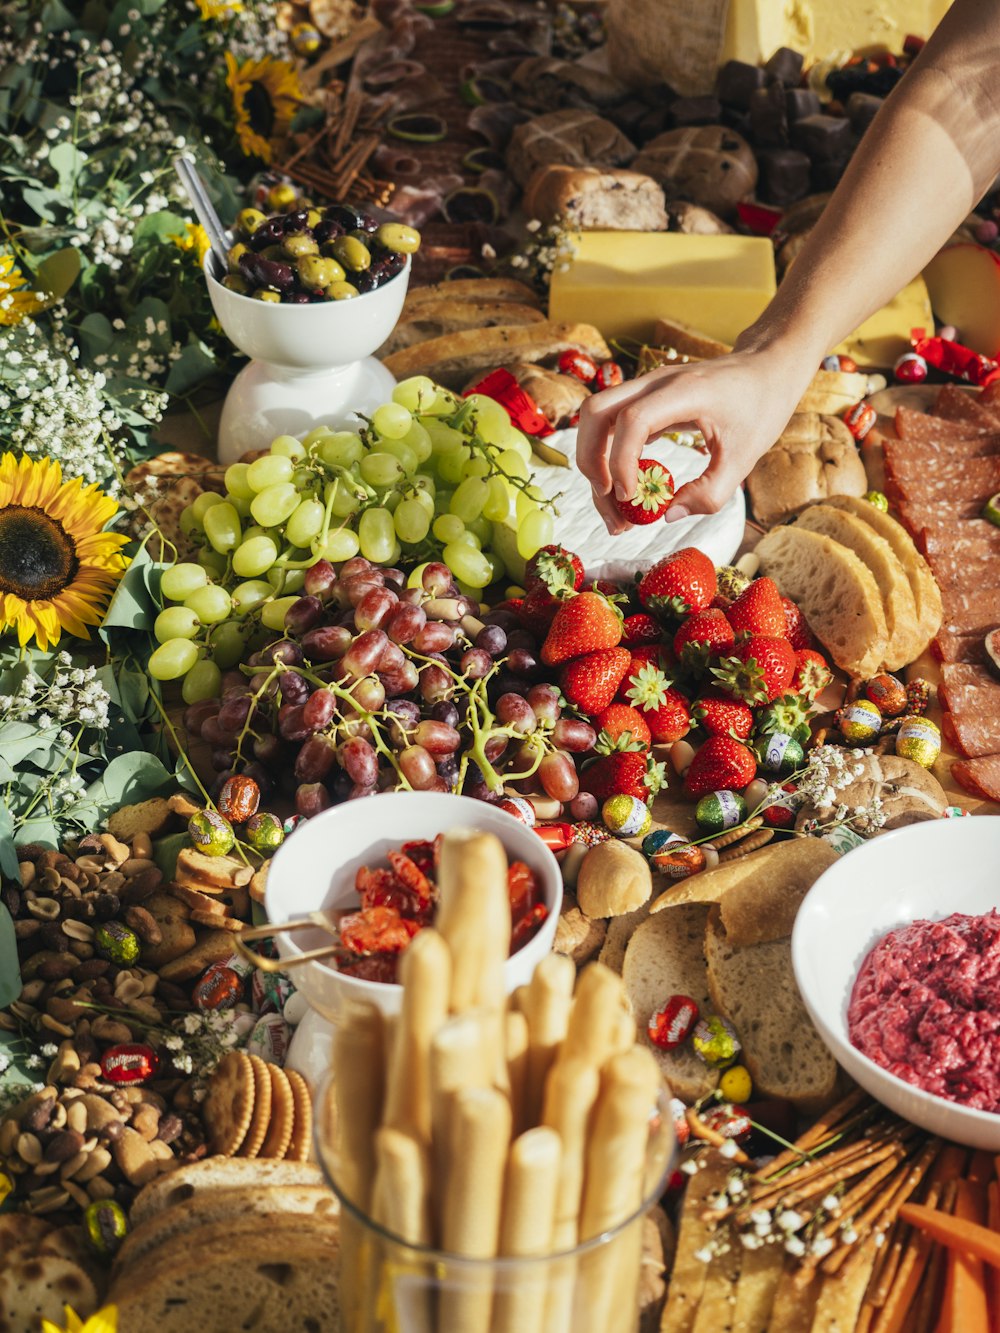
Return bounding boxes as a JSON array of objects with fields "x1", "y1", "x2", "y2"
[
  {"x1": 196, "y1": 0, "x2": 242, "y2": 17},
  {"x1": 169, "y1": 221, "x2": 212, "y2": 266},
  {"x1": 225, "y1": 53, "x2": 301, "y2": 163},
  {"x1": 0, "y1": 455, "x2": 130, "y2": 652},
  {"x1": 41, "y1": 1305, "x2": 118, "y2": 1333},
  {"x1": 0, "y1": 253, "x2": 46, "y2": 326}
]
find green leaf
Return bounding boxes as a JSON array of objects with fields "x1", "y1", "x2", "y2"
[
  {"x1": 48, "y1": 141, "x2": 87, "y2": 193},
  {"x1": 134, "y1": 210, "x2": 189, "y2": 246},
  {"x1": 21, "y1": 187, "x2": 63, "y2": 223},
  {"x1": 84, "y1": 751, "x2": 173, "y2": 813},
  {"x1": 14, "y1": 813, "x2": 60, "y2": 849},
  {"x1": 0, "y1": 806, "x2": 20, "y2": 881},
  {"x1": 100, "y1": 547, "x2": 163, "y2": 636},
  {"x1": 36, "y1": 247, "x2": 81, "y2": 302},
  {"x1": 78, "y1": 312, "x2": 114, "y2": 361},
  {"x1": 152, "y1": 831, "x2": 188, "y2": 883},
  {"x1": 164, "y1": 341, "x2": 217, "y2": 396}
]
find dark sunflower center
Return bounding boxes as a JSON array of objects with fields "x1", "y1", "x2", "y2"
[
  {"x1": 0, "y1": 506, "x2": 77, "y2": 599},
  {"x1": 244, "y1": 80, "x2": 276, "y2": 139}
]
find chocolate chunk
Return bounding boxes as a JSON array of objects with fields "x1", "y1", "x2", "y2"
[
  {"x1": 668, "y1": 95, "x2": 722, "y2": 127},
  {"x1": 791, "y1": 113, "x2": 853, "y2": 162},
  {"x1": 827, "y1": 63, "x2": 902, "y2": 102},
  {"x1": 715, "y1": 60, "x2": 766, "y2": 110},
  {"x1": 764, "y1": 47, "x2": 805, "y2": 87},
  {"x1": 749, "y1": 82, "x2": 788, "y2": 146},
  {"x1": 785, "y1": 88, "x2": 821, "y2": 123},
  {"x1": 755, "y1": 147, "x2": 811, "y2": 206},
  {"x1": 847, "y1": 91, "x2": 884, "y2": 135}
]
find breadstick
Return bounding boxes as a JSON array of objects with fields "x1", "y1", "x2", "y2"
[
  {"x1": 372, "y1": 1126, "x2": 432, "y2": 1246},
  {"x1": 429, "y1": 1010, "x2": 494, "y2": 1228},
  {"x1": 578, "y1": 1047, "x2": 661, "y2": 1333},
  {"x1": 435, "y1": 828, "x2": 511, "y2": 1013},
  {"x1": 561, "y1": 961, "x2": 627, "y2": 1071},
  {"x1": 524, "y1": 952, "x2": 575, "y2": 1125},
  {"x1": 493, "y1": 1127, "x2": 562, "y2": 1333},
  {"x1": 384, "y1": 928, "x2": 451, "y2": 1144},
  {"x1": 505, "y1": 1009, "x2": 530, "y2": 1138},
  {"x1": 439, "y1": 1085, "x2": 512, "y2": 1333}
]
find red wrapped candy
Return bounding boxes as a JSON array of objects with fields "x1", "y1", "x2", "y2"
[
  {"x1": 100, "y1": 1043, "x2": 158, "y2": 1086},
  {"x1": 558, "y1": 349, "x2": 598, "y2": 384},
  {"x1": 217, "y1": 774, "x2": 261, "y2": 823},
  {"x1": 594, "y1": 360, "x2": 624, "y2": 390},
  {"x1": 496, "y1": 795, "x2": 536, "y2": 827},
  {"x1": 192, "y1": 963, "x2": 244, "y2": 1012},
  {"x1": 894, "y1": 351, "x2": 928, "y2": 384},
  {"x1": 647, "y1": 994, "x2": 699, "y2": 1051},
  {"x1": 701, "y1": 1102, "x2": 752, "y2": 1140},
  {"x1": 842, "y1": 401, "x2": 877, "y2": 441},
  {"x1": 463, "y1": 368, "x2": 553, "y2": 437},
  {"x1": 911, "y1": 331, "x2": 1000, "y2": 387},
  {"x1": 534, "y1": 821, "x2": 573, "y2": 851}
]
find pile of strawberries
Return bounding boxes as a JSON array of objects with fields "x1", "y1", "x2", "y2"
[{"x1": 512, "y1": 544, "x2": 832, "y2": 806}]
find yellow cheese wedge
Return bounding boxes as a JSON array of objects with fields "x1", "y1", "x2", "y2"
[
  {"x1": 548, "y1": 232, "x2": 777, "y2": 347},
  {"x1": 724, "y1": 0, "x2": 952, "y2": 67},
  {"x1": 833, "y1": 275, "x2": 934, "y2": 368},
  {"x1": 923, "y1": 243, "x2": 1000, "y2": 358}
]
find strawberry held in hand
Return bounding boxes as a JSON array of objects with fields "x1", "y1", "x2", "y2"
[
  {"x1": 684, "y1": 736, "x2": 757, "y2": 796},
  {"x1": 581, "y1": 750, "x2": 666, "y2": 802},
  {"x1": 560, "y1": 647, "x2": 631, "y2": 715},
  {"x1": 615, "y1": 459, "x2": 675, "y2": 525},
  {"x1": 541, "y1": 591, "x2": 622, "y2": 666},
  {"x1": 725, "y1": 577, "x2": 786, "y2": 638},
  {"x1": 712, "y1": 635, "x2": 796, "y2": 705},
  {"x1": 638, "y1": 547, "x2": 717, "y2": 619}
]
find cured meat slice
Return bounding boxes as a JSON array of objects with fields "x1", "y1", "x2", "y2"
[
  {"x1": 920, "y1": 521, "x2": 1000, "y2": 557},
  {"x1": 952, "y1": 752, "x2": 1000, "y2": 804},
  {"x1": 933, "y1": 628, "x2": 991, "y2": 663},
  {"x1": 940, "y1": 586, "x2": 1000, "y2": 621},
  {"x1": 941, "y1": 710, "x2": 1000, "y2": 758},
  {"x1": 897, "y1": 497, "x2": 990, "y2": 536},
  {"x1": 883, "y1": 433, "x2": 1000, "y2": 459},
  {"x1": 939, "y1": 664, "x2": 1000, "y2": 720},
  {"x1": 885, "y1": 455, "x2": 1000, "y2": 491},
  {"x1": 895, "y1": 407, "x2": 997, "y2": 442},
  {"x1": 932, "y1": 383, "x2": 1000, "y2": 428}
]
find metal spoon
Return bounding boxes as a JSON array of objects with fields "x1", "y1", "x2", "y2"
[{"x1": 172, "y1": 155, "x2": 230, "y2": 277}]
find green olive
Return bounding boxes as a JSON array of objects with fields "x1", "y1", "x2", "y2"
[
  {"x1": 267, "y1": 182, "x2": 299, "y2": 212},
  {"x1": 227, "y1": 242, "x2": 249, "y2": 274},
  {"x1": 222, "y1": 274, "x2": 250, "y2": 294},
  {"x1": 325, "y1": 281, "x2": 359, "y2": 301},
  {"x1": 260, "y1": 245, "x2": 288, "y2": 263},
  {"x1": 376, "y1": 222, "x2": 421, "y2": 255},
  {"x1": 331, "y1": 235, "x2": 372, "y2": 272},
  {"x1": 253, "y1": 289, "x2": 282, "y2": 303},
  {"x1": 305, "y1": 208, "x2": 322, "y2": 228},
  {"x1": 282, "y1": 233, "x2": 319, "y2": 258},
  {"x1": 236, "y1": 207, "x2": 267, "y2": 236},
  {"x1": 296, "y1": 255, "x2": 340, "y2": 289}
]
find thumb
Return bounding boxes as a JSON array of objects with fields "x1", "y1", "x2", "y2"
[{"x1": 665, "y1": 453, "x2": 743, "y2": 522}]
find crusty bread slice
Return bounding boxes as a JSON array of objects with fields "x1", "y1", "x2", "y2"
[
  {"x1": 379, "y1": 299, "x2": 546, "y2": 357},
  {"x1": 795, "y1": 503, "x2": 920, "y2": 671},
  {"x1": 821, "y1": 493, "x2": 943, "y2": 654},
  {"x1": 599, "y1": 896, "x2": 655, "y2": 974},
  {"x1": 652, "y1": 316, "x2": 730, "y2": 360},
  {"x1": 402, "y1": 276, "x2": 541, "y2": 311},
  {"x1": 794, "y1": 368, "x2": 871, "y2": 415},
  {"x1": 755, "y1": 524, "x2": 888, "y2": 678},
  {"x1": 112, "y1": 1185, "x2": 338, "y2": 1275},
  {"x1": 704, "y1": 910, "x2": 837, "y2": 1114},
  {"x1": 382, "y1": 321, "x2": 611, "y2": 390},
  {"x1": 622, "y1": 904, "x2": 717, "y2": 1104},
  {"x1": 128, "y1": 1157, "x2": 325, "y2": 1230}
]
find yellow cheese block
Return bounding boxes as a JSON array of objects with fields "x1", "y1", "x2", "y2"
[
  {"x1": 833, "y1": 275, "x2": 933, "y2": 368},
  {"x1": 923, "y1": 243, "x2": 1000, "y2": 358},
  {"x1": 548, "y1": 232, "x2": 777, "y2": 347},
  {"x1": 724, "y1": 0, "x2": 952, "y2": 68}
]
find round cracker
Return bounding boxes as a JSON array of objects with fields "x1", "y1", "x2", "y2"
[
  {"x1": 202, "y1": 1051, "x2": 255, "y2": 1156},
  {"x1": 259, "y1": 1064, "x2": 295, "y2": 1160},
  {"x1": 238, "y1": 1055, "x2": 274, "y2": 1159},
  {"x1": 0, "y1": 1252, "x2": 97, "y2": 1331},
  {"x1": 285, "y1": 1069, "x2": 314, "y2": 1163}
]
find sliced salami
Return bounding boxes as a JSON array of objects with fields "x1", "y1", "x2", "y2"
[
  {"x1": 940, "y1": 586, "x2": 1000, "y2": 621},
  {"x1": 895, "y1": 407, "x2": 998, "y2": 443},
  {"x1": 885, "y1": 455, "x2": 1000, "y2": 494},
  {"x1": 920, "y1": 521, "x2": 1000, "y2": 557},
  {"x1": 898, "y1": 497, "x2": 990, "y2": 535},
  {"x1": 932, "y1": 383, "x2": 1000, "y2": 428},
  {"x1": 932, "y1": 628, "x2": 990, "y2": 664},
  {"x1": 939, "y1": 663, "x2": 1000, "y2": 715},
  {"x1": 951, "y1": 752, "x2": 1000, "y2": 804},
  {"x1": 883, "y1": 434, "x2": 1000, "y2": 461},
  {"x1": 941, "y1": 709, "x2": 1000, "y2": 759}
]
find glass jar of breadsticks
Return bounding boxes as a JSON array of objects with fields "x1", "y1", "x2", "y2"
[{"x1": 315, "y1": 827, "x2": 676, "y2": 1333}]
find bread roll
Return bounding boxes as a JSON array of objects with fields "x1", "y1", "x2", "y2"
[
  {"x1": 522, "y1": 165, "x2": 667, "y2": 231},
  {"x1": 576, "y1": 840, "x2": 652, "y2": 919},
  {"x1": 746, "y1": 413, "x2": 867, "y2": 527},
  {"x1": 632, "y1": 126, "x2": 757, "y2": 216},
  {"x1": 506, "y1": 109, "x2": 636, "y2": 188}
]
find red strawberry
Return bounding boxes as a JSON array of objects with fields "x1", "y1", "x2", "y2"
[
  {"x1": 541, "y1": 591, "x2": 622, "y2": 666},
  {"x1": 594, "y1": 703, "x2": 652, "y2": 751},
  {"x1": 684, "y1": 736, "x2": 757, "y2": 796},
  {"x1": 621, "y1": 613, "x2": 662, "y2": 647},
  {"x1": 792, "y1": 648, "x2": 833, "y2": 698},
  {"x1": 615, "y1": 459, "x2": 675, "y2": 525},
  {"x1": 691, "y1": 692, "x2": 754, "y2": 741},
  {"x1": 524, "y1": 544, "x2": 584, "y2": 593},
  {"x1": 643, "y1": 688, "x2": 692, "y2": 743},
  {"x1": 726, "y1": 577, "x2": 786, "y2": 638},
  {"x1": 638, "y1": 547, "x2": 717, "y2": 618},
  {"x1": 519, "y1": 584, "x2": 563, "y2": 637},
  {"x1": 782, "y1": 596, "x2": 816, "y2": 652},
  {"x1": 618, "y1": 659, "x2": 670, "y2": 709},
  {"x1": 711, "y1": 636, "x2": 796, "y2": 705},
  {"x1": 581, "y1": 751, "x2": 666, "y2": 802},
  {"x1": 673, "y1": 608, "x2": 735, "y2": 668},
  {"x1": 560, "y1": 647, "x2": 631, "y2": 715}
]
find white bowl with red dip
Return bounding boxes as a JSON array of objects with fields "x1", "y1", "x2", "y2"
[
  {"x1": 265, "y1": 791, "x2": 562, "y2": 1022},
  {"x1": 792, "y1": 816, "x2": 1000, "y2": 1150}
]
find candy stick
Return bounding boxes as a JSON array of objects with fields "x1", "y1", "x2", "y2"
[
  {"x1": 523, "y1": 952, "x2": 575, "y2": 1126},
  {"x1": 384, "y1": 928, "x2": 451, "y2": 1145},
  {"x1": 504, "y1": 1010, "x2": 530, "y2": 1138},
  {"x1": 492, "y1": 1127, "x2": 562, "y2": 1333},
  {"x1": 438, "y1": 1085, "x2": 512, "y2": 1333},
  {"x1": 429, "y1": 1010, "x2": 494, "y2": 1231},
  {"x1": 560, "y1": 962, "x2": 628, "y2": 1071},
  {"x1": 435, "y1": 828, "x2": 510, "y2": 1014}
]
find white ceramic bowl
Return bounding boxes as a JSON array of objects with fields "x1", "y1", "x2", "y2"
[
  {"x1": 792, "y1": 817, "x2": 1000, "y2": 1149},
  {"x1": 265, "y1": 792, "x2": 563, "y2": 1020},
  {"x1": 203, "y1": 247, "x2": 410, "y2": 370}
]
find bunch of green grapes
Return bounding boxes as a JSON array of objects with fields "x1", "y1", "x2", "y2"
[{"x1": 148, "y1": 376, "x2": 556, "y2": 692}]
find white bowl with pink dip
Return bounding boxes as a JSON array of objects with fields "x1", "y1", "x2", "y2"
[{"x1": 792, "y1": 816, "x2": 1000, "y2": 1149}]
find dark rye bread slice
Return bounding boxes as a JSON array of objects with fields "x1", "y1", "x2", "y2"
[
  {"x1": 704, "y1": 908, "x2": 837, "y2": 1114},
  {"x1": 128, "y1": 1157, "x2": 325, "y2": 1230}
]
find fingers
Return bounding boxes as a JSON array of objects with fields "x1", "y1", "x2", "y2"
[
  {"x1": 665, "y1": 445, "x2": 744, "y2": 522},
  {"x1": 590, "y1": 483, "x2": 629, "y2": 537},
  {"x1": 575, "y1": 368, "x2": 676, "y2": 497}
]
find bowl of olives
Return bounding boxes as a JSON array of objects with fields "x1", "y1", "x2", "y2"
[{"x1": 204, "y1": 202, "x2": 420, "y2": 463}]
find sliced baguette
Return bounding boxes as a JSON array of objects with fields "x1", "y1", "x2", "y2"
[
  {"x1": 820, "y1": 493, "x2": 943, "y2": 653},
  {"x1": 704, "y1": 910, "x2": 837, "y2": 1114},
  {"x1": 652, "y1": 316, "x2": 730, "y2": 360},
  {"x1": 794, "y1": 368, "x2": 871, "y2": 415},
  {"x1": 622, "y1": 904, "x2": 717, "y2": 1104},
  {"x1": 754, "y1": 524, "x2": 889, "y2": 678},
  {"x1": 382, "y1": 321, "x2": 611, "y2": 390},
  {"x1": 401, "y1": 277, "x2": 541, "y2": 311},
  {"x1": 128, "y1": 1157, "x2": 325, "y2": 1230},
  {"x1": 598, "y1": 896, "x2": 655, "y2": 974},
  {"x1": 794, "y1": 503, "x2": 920, "y2": 671},
  {"x1": 379, "y1": 298, "x2": 546, "y2": 357}
]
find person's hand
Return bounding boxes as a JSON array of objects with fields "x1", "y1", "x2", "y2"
[{"x1": 575, "y1": 348, "x2": 813, "y2": 535}]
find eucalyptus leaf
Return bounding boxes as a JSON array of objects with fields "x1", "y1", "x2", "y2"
[
  {"x1": 0, "y1": 807, "x2": 19, "y2": 880},
  {"x1": 134, "y1": 210, "x2": 189, "y2": 245},
  {"x1": 152, "y1": 831, "x2": 188, "y2": 883},
  {"x1": 78, "y1": 311, "x2": 114, "y2": 360},
  {"x1": 84, "y1": 751, "x2": 173, "y2": 813},
  {"x1": 100, "y1": 547, "x2": 162, "y2": 635},
  {"x1": 164, "y1": 341, "x2": 217, "y2": 397},
  {"x1": 21, "y1": 187, "x2": 63, "y2": 223},
  {"x1": 48, "y1": 141, "x2": 87, "y2": 193},
  {"x1": 36, "y1": 247, "x2": 81, "y2": 302}
]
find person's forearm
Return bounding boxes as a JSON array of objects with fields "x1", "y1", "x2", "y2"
[{"x1": 735, "y1": 0, "x2": 1000, "y2": 370}]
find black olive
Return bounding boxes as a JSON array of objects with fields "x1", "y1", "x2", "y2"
[
  {"x1": 325, "y1": 204, "x2": 364, "y2": 231},
  {"x1": 249, "y1": 216, "x2": 288, "y2": 251}
]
